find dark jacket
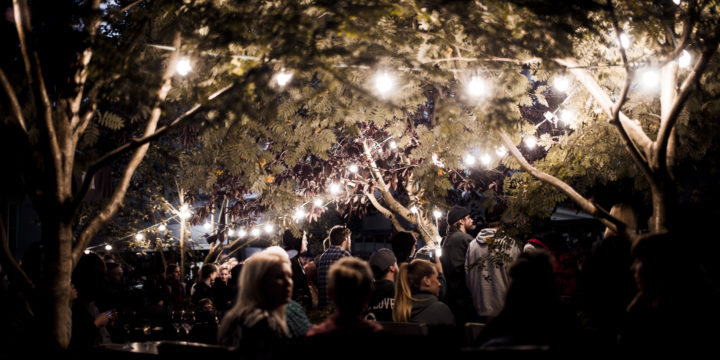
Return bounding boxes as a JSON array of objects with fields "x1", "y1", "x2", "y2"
[
  {"x1": 365, "y1": 279, "x2": 395, "y2": 322},
  {"x1": 410, "y1": 291, "x2": 455, "y2": 326},
  {"x1": 440, "y1": 227, "x2": 474, "y2": 323}
]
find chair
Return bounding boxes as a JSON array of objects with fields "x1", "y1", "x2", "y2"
[
  {"x1": 465, "y1": 322, "x2": 486, "y2": 346},
  {"x1": 378, "y1": 321, "x2": 429, "y2": 336}
]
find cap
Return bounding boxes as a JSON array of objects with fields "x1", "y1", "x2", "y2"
[
  {"x1": 447, "y1": 205, "x2": 471, "y2": 225},
  {"x1": 368, "y1": 248, "x2": 397, "y2": 272}
]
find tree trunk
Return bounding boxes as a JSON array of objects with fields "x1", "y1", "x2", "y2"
[{"x1": 42, "y1": 217, "x2": 74, "y2": 349}]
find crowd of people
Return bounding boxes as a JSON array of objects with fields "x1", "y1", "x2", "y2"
[{"x1": 2, "y1": 202, "x2": 719, "y2": 357}]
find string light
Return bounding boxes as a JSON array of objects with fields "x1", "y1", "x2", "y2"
[
  {"x1": 410, "y1": 206, "x2": 418, "y2": 214},
  {"x1": 496, "y1": 146, "x2": 507, "y2": 157},
  {"x1": 463, "y1": 154, "x2": 476, "y2": 166},
  {"x1": 480, "y1": 153, "x2": 492, "y2": 165},
  {"x1": 640, "y1": 69, "x2": 659, "y2": 90},
  {"x1": 314, "y1": 198, "x2": 324, "y2": 207},
  {"x1": 619, "y1": 33, "x2": 631, "y2": 48},
  {"x1": 553, "y1": 76, "x2": 570, "y2": 93},
  {"x1": 275, "y1": 70, "x2": 293, "y2": 87},
  {"x1": 678, "y1": 50, "x2": 691, "y2": 68},
  {"x1": 179, "y1": 204, "x2": 191, "y2": 220},
  {"x1": 375, "y1": 72, "x2": 394, "y2": 96},
  {"x1": 348, "y1": 164, "x2": 359, "y2": 174},
  {"x1": 560, "y1": 110, "x2": 573, "y2": 124},
  {"x1": 673, "y1": 0, "x2": 681, "y2": 4},
  {"x1": 105, "y1": 244, "x2": 112, "y2": 251},
  {"x1": 84, "y1": 249, "x2": 90, "y2": 255},
  {"x1": 389, "y1": 141, "x2": 397, "y2": 149},
  {"x1": 203, "y1": 222, "x2": 212, "y2": 230},
  {"x1": 264, "y1": 224, "x2": 274, "y2": 233},
  {"x1": 228, "y1": 228, "x2": 235, "y2": 236},
  {"x1": 466, "y1": 76, "x2": 487, "y2": 97},
  {"x1": 433, "y1": 210, "x2": 442, "y2": 219},
  {"x1": 158, "y1": 224, "x2": 167, "y2": 232},
  {"x1": 544, "y1": 111, "x2": 555, "y2": 121},
  {"x1": 524, "y1": 136, "x2": 537, "y2": 149},
  {"x1": 329, "y1": 183, "x2": 341, "y2": 194},
  {"x1": 238, "y1": 228, "x2": 247, "y2": 238},
  {"x1": 135, "y1": 233, "x2": 144, "y2": 241},
  {"x1": 294, "y1": 208, "x2": 306, "y2": 220},
  {"x1": 250, "y1": 228, "x2": 260, "y2": 237},
  {"x1": 175, "y1": 58, "x2": 192, "y2": 76},
  {"x1": 435, "y1": 247, "x2": 442, "y2": 258}
]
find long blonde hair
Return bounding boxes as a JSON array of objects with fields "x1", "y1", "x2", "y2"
[{"x1": 392, "y1": 259, "x2": 436, "y2": 322}]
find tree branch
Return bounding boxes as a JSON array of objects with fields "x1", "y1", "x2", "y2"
[
  {"x1": 69, "y1": 0, "x2": 102, "y2": 131},
  {"x1": 0, "y1": 66, "x2": 27, "y2": 133},
  {"x1": 363, "y1": 190, "x2": 409, "y2": 234},
  {"x1": 361, "y1": 140, "x2": 416, "y2": 226},
  {"x1": 500, "y1": 131, "x2": 624, "y2": 234}
]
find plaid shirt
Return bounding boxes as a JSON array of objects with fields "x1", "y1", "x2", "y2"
[{"x1": 317, "y1": 245, "x2": 351, "y2": 309}]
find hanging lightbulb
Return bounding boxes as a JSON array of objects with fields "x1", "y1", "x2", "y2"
[
  {"x1": 640, "y1": 69, "x2": 660, "y2": 90},
  {"x1": 466, "y1": 76, "x2": 486, "y2": 97},
  {"x1": 678, "y1": 50, "x2": 691, "y2": 68},
  {"x1": 238, "y1": 228, "x2": 247, "y2": 238},
  {"x1": 619, "y1": 33, "x2": 631, "y2": 48},
  {"x1": 264, "y1": 223, "x2": 274, "y2": 233},
  {"x1": 348, "y1": 164, "x2": 359, "y2": 174},
  {"x1": 179, "y1": 204, "x2": 191, "y2": 220},
  {"x1": 328, "y1": 183, "x2": 341, "y2": 195},
  {"x1": 375, "y1": 72, "x2": 394, "y2": 96},
  {"x1": 276, "y1": 70, "x2": 293, "y2": 87},
  {"x1": 524, "y1": 136, "x2": 537, "y2": 149},
  {"x1": 135, "y1": 233, "x2": 144, "y2": 241},
  {"x1": 463, "y1": 154, "x2": 476, "y2": 166},
  {"x1": 433, "y1": 210, "x2": 442, "y2": 219},
  {"x1": 250, "y1": 228, "x2": 260, "y2": 237},
  {"x1": 105, "y1": 244, "x2": 112, "y2": 251},
  {"x1": 560, "y1": 110, "x2": 573, "y2": 124},
  {"x1": 480, "y1": 153, "x2": 492, "y2": 165},
  {"x1": 553, "y1": 76, "x2": 570, "y2": 93},
  {"x1": 389, "y1": 140, "x2": 397, "y2": 149},
  {"x1": 435, "y1": 247, "x2": 442, "y2": 258},
  {"x1": 544, "y1": 111, "x2": 555, "y2": 121},
  {"x1": 84, "y1": 249, "x2": 90, "y2": 255},
  {"x1": 410, "y1": 206, "x2": 418, "y2": 214},
  {"x1": 203, "y1": 222, "x2": 212, "y2": 230},
  {"x1": 673, "y1": 0, "x2": 681, "y2": 5},
  {"x1": 496, "y1": 146, "x2": 507, "y2": 157},
  {"x1": 294, "y1": 208, "x2": 306, "y2": 220},
  {"x1": 158, "y1": 224, "x2": 167, "y2": 232},
  {"x1": 175, "y1": 58, "x2": 192, "y2": 76},
  {"x1": 228, "y1": 228, "x2": 235, "y2": 236},
  {"x1": 314, "y1": 198, "x2": 324, "y2": 207}
]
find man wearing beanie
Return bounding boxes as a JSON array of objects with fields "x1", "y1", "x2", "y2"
[
  {"x1": 364, "y1": 248, "x2": 398, "y2": 322},
  {"x1": 440, "y1": 205, "x2": 476, "y2": 325}
]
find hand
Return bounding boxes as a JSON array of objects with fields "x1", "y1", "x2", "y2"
[{"x1": 94, "y1": 312, "x2": 113, "y2": 328}]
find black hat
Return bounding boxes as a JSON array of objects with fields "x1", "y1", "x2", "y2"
[
  {"x1": 447, "y1": 205, "x2": 470, "y2": 225},
  {"x1": 368, "y1": 248, "x2": 397, "y2": 272}
]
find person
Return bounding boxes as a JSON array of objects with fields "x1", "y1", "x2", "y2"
[
  {"x1": 217, "y1": 246, "x2": 293, "y2": 357},
  {"x1": 317, "y1": 225, "x2": 352, "y2": 309},
  {"x1": 70, "y1": 253, "x2": 115, "y2": 350},
  {"x1": 282, "y1": 230, "x2": 312, "y2": 309},
  {"x1": 390, "y1": 231, "x2": 416, "y2": 265},
  {"x1": 307, "y1": 257, "x2": 382, "y2": 336},
  {"x1": 285, "y1": 300, "x2": 312, "y2": 339},
  {"x1": 475, "y1": 250, "x2": 580, "y2": 349},
  {"x1": 162, "y1": 264, "x2": 187, "y2": 312},
  {"x1": 212, "y1": 264, "x2": 234, "y2": 313},
  {"x1": 191, "y1": 263, "x2": 218, "y2": 307},
  {"x1": 393, "y1": 259, "x2": 454, "y2": 327},
  {"x1": 364, "y1": 248, "x2": 398, "y2": 322},
  {"x1": 440, "y1": 205, "x2": 475, "y2": 324},
  {"x1": 465, "y1": 206, "x2": 521, "y2": 322}
]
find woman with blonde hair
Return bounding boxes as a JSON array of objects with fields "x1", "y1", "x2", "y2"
[
  {"x1": 393, "y1": 259, "x2": 454, "y2": 326},
  {"x1": 217, "y1": 246, "x2": 293, "y2": 355}
]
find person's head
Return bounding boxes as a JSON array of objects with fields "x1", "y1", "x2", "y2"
[
  {"x1": 368, "y1": 248, "x2": 398, "y2": 281},
  {"x1": 328, "y1": 257, "x2": 374, "y2": 318},
  {"x1": 199, "y1": 263, "x2": 219, "y2": 284},
  {"x1": 393, "y1": 259, "x2": 440, "y2": 322},
  {"x1": 447, "y1": 205, "x2": 474, "y2": 233},
  {"x1": 604, "y1": 203, "x2": 638, "y2": 238},
  {"x1": 166, "y1": 264, "x2": 181, "y2": 282},
  {"x1": 504, "y1": 250, "x2": 558, "y2": 311},
  {"x1": 107, "y1": 262, "x2": 124, "y2": 285},
  {"x1": 329, "y1": 225, "x2": 352, "y2": 252},
  {"x1": 631, "y1": 232, "x2": 676, "y2": 297},
  {"x1": 199, "y1": 298, "x2": 214, "y2": 312},
  {"x1": 218, "y1": 265, "x2": 230, "y2": 284},
  {"x1": 233, "y1": 246, "x2": 293, "y2": 313},
  {"x1": 391, "y1": 232, "x2": 416, "y2": 264},
  {"x1": 72, "y1": 252, "x2": 107, "y2": 299}
]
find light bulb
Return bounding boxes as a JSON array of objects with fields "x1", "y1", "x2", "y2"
[
  {"x1": 314, "y1": 198, "x2": 324, "y2": 207},
  {"x1": 264, "y1": 224, "x2": 274, "y2": 233},
  {"x1": 250, "y1": 228, "x2": 260, "y2": 237},
  {"x1": 158, "y1": 224, "x2": 167, "y2": 232},
  {"x1": 203, "y1": 222, "x2": 212, "y2": 230},
  {"x1": 375, "y1": 72, "x2": 394, "y2": 96},
  {"x1": 544, "y1": 111, "x2": 555, "y2": 121},
  {"x1": 276, "y1": 70, "x2": 293, "y2": 87},
  {"x1": 348, "y1": 164, "x2": 359, "y2": 174},
  {"x1": 179, "y1": 204, "x2": 191, "y2": 220},
  {"x1": 294, "y1": 208, "x2": 306, "y2": 220},
  {"x1": 463, "y1": 154, "x2": 476, "y2": 166},
  {"x1": 329, "y1": 183, "x2": 341, "y2": 194},
  {"x1": 410, "y1": 206, "x2": 418, "y2": 214},
  {"x1": 524, "y1": 136, "x2": 537, "y2": 149},
  {"x1": 433, "y1": 210, "x2": 442, "y2": 219},
  {"x1": 228, "y1": 228, "x2": 235, "y2": 236},
  {"x1": 560, "y1": 110, "x2": 573, "y2": 124},
  {"x1": 389, "y1": 141, "x2": 397, "y2": 149},
  {"x1": 673, "y1": 0, "x2": 681, "y2": 5},
  {"x1": 620, "y1": 33, "x2": 631, "y2": 49},
  {"x1": 640, "y1": 69, "x2": 659, "y2": 90},
  {"x1": 678, "y1": 50, "x2": 691, "y2": 68},
  {"x1": 238, "y1": 228, "x2": 247, "y2": 238},
  {"x1": 553, "y1": 76, "x2": 570, "y2": 92},
  {"x1": 481, "y1": 153, "x2": 492, "y2": 165},
  {"x1": 84, "y1": 249, "x2": 90, "y2": 255},
  {"x1": 466, "y1": 76, "x2": 486, "y2": 97},
  {"x1": 496, "y1": 146, "x2": 507, "y2": 157},
  {"x1": 135, "y1": 233, "x2": 144, "y2": 241},
  {"x1": 176, "y1": 58, "x2": 192, "y2": 76},
  {"x1": 105, "y1": 244, "x2": 112, "y2": 251},
  {"x1": 435, "y1": 248, "x2": 442, "y2": 258}
]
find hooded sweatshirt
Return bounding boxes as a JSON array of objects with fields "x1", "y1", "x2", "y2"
[{"x1": 465, "y1": 228, "x2": 521, "y2": 318}]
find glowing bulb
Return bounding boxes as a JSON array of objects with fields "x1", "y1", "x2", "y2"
[
  {"x1": 348, "y1": 164, "x2": 359, "y2": 174},
  {"x1": 619, "y1": 33, "x2": 631, "y2": 49},
  {"x1": 389, "y1": 141, "x2": 397, "y2": 149},
  {"x1": 329, "y1": 183, "x2": 341, "y2": 195},
  {"x1": 105, "y1": 244, "x2": 112, "y2": 251},
  {"x1": 228, "y1": 228, "x2": 235, "y2": 236},
  {"x1": 410, "y1": 206, "x2": 418, "y2": 214},
  {"x1": 250, "y1": 228, "x2": 260, "y2": 237},
  {"x1": 294, "y1": 208, "x2": 306, "y2": 220},
  {"x1": 678, "y1": 50, "x2": 691, "y2": 68},
  {"x1": 640, "y1": 69, "x2": 659, "y2": 90},
  {"x1": 375, "y1": 72, "x2": 394, "y2": 96},
  {"x1": 673, "y1": 0, "x2": 681, "y2": 5},
  {"x1": 466, "y1": 76, "x2": 486, "y2": 97},
  {"x1": 560, "y1": 110, "x2": 573, "y2": 124},
  {"x1": 435, "y1": 248, "x2": 442, "y2": 258},
  {"x1": 179, "y1": 204, "x2": 191, "y2": 220},
  {"x1": 524, "y1": 136, "x2": 537, "y2": 149},
  {"x1": 158, "y1": 224, "x2": 167, "y2": 232},
  {"x1": 176, "y1": 58, "x2": 192, "y2": 76},
  {"x1": 84, "y1": 249, "x2": 90, "y2": 255},
  {"x1": 314, "y1": 198, "x2": 324, "y2": 207},
  {"x1": 203, "y1": 222, "x2": 212, "y2": 230},
  {"x1": 433, "y1": 210, "x2": 442, "y2": 219},
  {"x1": 593, "y1": 107, "x2": 602, "y2": 114},
  {"x1": 463, "y1": 154, "x2": 476, "y2": 166},
  {"x1": 553, "y1": 77, "x2": 570, "y2": 93},
  {"x1": 264, "y1": 224, "x2": 274, "y2": 233},
  {"x1": 480, "y1": 153, "x2": 492, "y2": 165},
  {"x1": 276, "y1": 70, "x2": 293, "y2": 87},
  {"x1": 544, "y1": 111, "x2": 555, "y2": 121},
  {"x1": 135, "y1": 233, "x2": 144, "y2": 241},
  {"x1": 238, "y1": 228, "x2": 247, "y2": 237},
  {"x1": 496, "y1": 146, "x2": 507, "y2": 157}
]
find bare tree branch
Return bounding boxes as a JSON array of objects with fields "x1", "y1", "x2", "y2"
[
  {"x1": 69, "y1": 0, "x2": 102, "y2": 130},
  {"x1": 363, "y1": 190, "x2": 409, "y2": 233},
  {"x1": 0, "y1": 66, "x2": 28, "y2": 133}
]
